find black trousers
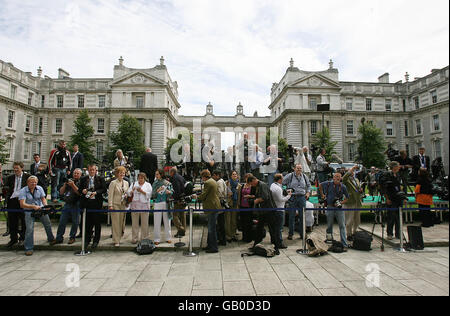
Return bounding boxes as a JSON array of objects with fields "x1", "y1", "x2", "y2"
[
  {"x1": 7, "y1": 198, "x2": 25, "y2": 242},
  {"x1": 85, "y1": 211, "x2": 102, "y2": 244},
  {"x1": 418, "y1": 204, "x2": 434, "y2": 227},
  {"x1": 387, "y1": 207, "x2": 400, "y2": 238},
  {"x1": 240, "y1": 208, "x2": 253, "y2": 242},
  {"x1": 254, "y1": 211, "x2": 282, "y2": 250},
  {"x1": 216, "y1": 212, "x2": 226, "y2": 243}
]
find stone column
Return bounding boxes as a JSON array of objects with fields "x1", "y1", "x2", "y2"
[
  {"x1": 302, "y1": 94, "x2": 309, "y2": 110},
  {"x1": 303, "y1": 120, "x2": 309, "y2": 147},
  {"x1": 145, "y1": 119, "x2": 151, "y2": 147}
]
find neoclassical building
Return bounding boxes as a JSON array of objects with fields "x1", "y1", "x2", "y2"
[{"x1": 0, "y1": 56, "x2": 448, "y2": 173}]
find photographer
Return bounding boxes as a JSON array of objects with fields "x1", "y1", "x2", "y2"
[
  {"x1": 343, "y1": 166, "x2": 363, "y2": 241},
  {"x1": 169, "y1": 167, "x2": 187, "y2": 238},
  {"x1": 319, "y1": 173, "x2": 349, "y2": 249},
  {"x1": 380, "y1": 161, "x2": 406, "y2": 240},
  {"x1": 247, "y1": 175, "x2": 282, "y2": 255},
  {"x1": 282, "y1": 164, "x2": 311, "y2": 240},
  {"x1": 316, "y1": 148, "x2": 330, "y2": 184},
  {"x1": 366, "y1": 167, "x2": 378, "y2": 200},
  {"x1": 193, "y1": 170, "x2": 222, "y2": 253},
  {"x1": 270, "y1": 174, "x2": 292, "y2": 248},
  {"x1": 263, "y1": 145, "x2": 283, "y2": 186},
  {"x1": 212, "y1": 170, "x2": 227, "y2": 246},
  {"x1": 113, "y1": 149, "x2": 131, "y2": 182},
  {"x1": 79, "y1": 164, "x2": 106, "y2": 250},
  {"x1": 395, "y1": 150, "x2": 413, "y2": 193},
  {"x1": 51, "y1": 168, "x2": 82, "y2": 245},
  {"x1": 19, "y1": 176, "x2": 55, "y2": 256},
  {"x1": 48, "y1": 140, "x2": 72, "y2": 203}
]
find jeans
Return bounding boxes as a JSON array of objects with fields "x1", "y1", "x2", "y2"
[
  {"x1": 51, "y1": 168, "x2": 67, "y2": 200},
  {"x1": 207, "y1": 212, "x2": 219, "y2": 251},
  {"x1": 56, "y1": 202, "x2": 80, "y2": 241},
  {"x1": 326, "y1": 208, "x2": 348, "y2": 247},
  {"x1": 317, "y1": 172, "x2": 328, "y2": 184},
  {"x1": 24, "y1": 212, "x2": 55, "y2": 251},
  {"x1": 288, "y1": 195, "x2": 306, "y2": 238},
  {"x1": 275, "y1": 211, "x2": 285, "y2": 245}
]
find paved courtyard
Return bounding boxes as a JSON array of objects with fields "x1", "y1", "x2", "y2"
[{"x1": 0, "y1": 219, "x2": 448, "y2": 296}]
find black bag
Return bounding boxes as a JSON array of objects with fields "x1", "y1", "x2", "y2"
[
  {"x1": 184, "y1": 181, "x2": 194, "y2": 196},
  {"x1": 352, "y1": 231, "x2": 373, "y2": 251},
  {"x1": 241, "y1": 244, "x2": 276, "y2": 258},
  {"x1": 407, "y1": 226, "x2": 424, "y2": 250},
  {"x1": 135, "y1": 239, "x2": 156, "y2": 255},
  {"x1": 328, "y1": 240, "x2": 345, "y2": 253}
]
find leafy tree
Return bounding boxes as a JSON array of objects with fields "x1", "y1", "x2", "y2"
[
  {"x1": 109, "y1": 114, "x2": 146, "y2": 169},
  {"x1": 311, "y1": 126, "x2": 338, "y2": 161},
  {"x1": 0, "y1": 131, "x2": 9, "y2": 164},
  {"x1": 69, "y1": 110, "x2": 96, "y2": 165},
  {"x1": 356, "y1": 121, "x2": 387, "y2": 168}
]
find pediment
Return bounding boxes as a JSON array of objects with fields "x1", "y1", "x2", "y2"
[
  {"x1": 291, "y1": 74, "x2": 340, "y2": 89},
  {"x1": 111, "y1": 72, "x2": 166, "y2": 86}
]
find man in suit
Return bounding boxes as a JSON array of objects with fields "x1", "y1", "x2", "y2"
[
  {"x1": 78, "y1": 164, "x2": 106, "y2": 250},
  {"x1": 412, "y1": 147, "x2": 431, "y2": 181},
  {"x1": 5, "y1": 162, "x2": 30, "y2": 249},
  {"x1": 140, "y1": 147, "x2": 158, "y2": 185},
  {"x1": 71, "y1": 144, "x2": 84, "y2": 175},
  {"x1": 194, "y1": 169, "x2": 221, "y2": 253},
  {"x1": 343, "y1": 165, "x2": 363, "y2": 240},
  {"x1": 30, "y1": 154, "x2": 42, "y2": 176}
]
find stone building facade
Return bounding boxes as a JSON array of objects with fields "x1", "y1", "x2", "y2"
[{"x1": 0, "y1": 57, "x2": 448, "y2": 173}]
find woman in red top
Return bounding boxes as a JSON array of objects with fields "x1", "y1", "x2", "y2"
[{"x1": 415, "y1": 168, "x2": 434, "y2": 227}]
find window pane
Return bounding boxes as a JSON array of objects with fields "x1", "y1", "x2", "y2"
[
  {"x1": 57, "y1": 95, "x2": 64, "y2": 108},
  {"x1": 433, "y1": 115, "x2": 440, "y2": 131},
  {"x1": 99, "y1": 95, "x2": 105, "y2": 108},
  {"x1": 366, "y1": 99, "x2": 372, "y2": 111},
  {"x1": 78, "y1": 95, "x2": 85, "y2": 108},
  {"x1": 347, "y1": 120, "x2": 354, "y2": 135}
]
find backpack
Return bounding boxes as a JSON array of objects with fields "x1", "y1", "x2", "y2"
[
  {"x1": 241, "y1": 244, "x2": 277, "y2": 258},
  {"x1": 135, "y1": 239, "x2": 156, "y2": 255},
  {"x1": 352, "y1": 231, "x2": 373, "y2": 251},
  {"x1": 306, "y1": 233, "x2": 328, "y2": 257},
  {"x1": 328, "y1": 241, "x2": 345, "y2": 253}
]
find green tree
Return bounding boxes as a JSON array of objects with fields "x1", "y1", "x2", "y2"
[
  {"x1": 356, "y1": 121, "x2": 387, "y2": 168},
  {"x1": 69, "y1": 110, "x2": 96, "y2": 165},
  {"x1": 311, "y1": 126, "x2": 338, "y2": 161},
  {"x1": 109, "y1": 114, "x2": 146, "y2": 169},
  {"x1": 0, "y1": 131, "x2": 9, "y2": 164}
]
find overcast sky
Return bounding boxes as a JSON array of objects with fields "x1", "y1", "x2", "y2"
[{"x1": 0, "y1": 0, "x2": 448, "y2": 117}]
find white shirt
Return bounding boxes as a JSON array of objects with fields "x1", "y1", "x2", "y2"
[
  {"x1": 216, "y1": 179, "x2": 227, "y2": 200},
  {"x1": 270, "y1": 182, "x2": 291, "y2": 210},
  {"x1": 11, "y1": 173, "x2": 23, "y2": 199},
  {"x1": 128, "y1": 181, "x2": 152, "y2": 204}
]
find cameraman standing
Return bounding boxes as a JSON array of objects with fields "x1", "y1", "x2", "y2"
[
  {"x1": 169, "y1": 167, "x2": 187, "y2": 238},
  {"x1": 395, "y1": 150, "x2": 413, "y2": 193},
  {"x1": 19, "y1": 176, "x2": 55, "y2": 256},
  {"x1": 319, "y1": 173, "x2": 349, "y2": 248},
  {"x1": 380, "y1": 161, "x2": 405, "y2": 240},
  {"x1": 212, "y1": 170, "x2": 227, "y2": 246},
  {"x1": 343, "y1": 166, "x2": 363, "y2": 240},
  {"x1": 316, "y1": 148, "x2": 330, "y2": 184},
  {"x1": 52, "y1": 168, "x2": 83, "y2": 245}
]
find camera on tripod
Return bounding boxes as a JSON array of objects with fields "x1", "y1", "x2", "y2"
[{"x1": 386, "y1": 144, "x2": 399, "y2": 162}]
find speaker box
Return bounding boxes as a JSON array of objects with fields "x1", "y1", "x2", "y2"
[{"x1": 407, "y1": 225, "x2": 424, "y2": 250}]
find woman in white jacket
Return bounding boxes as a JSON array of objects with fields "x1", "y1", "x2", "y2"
[{"x1": 127, "y1": 173, "x2": 152, "y2": 244}]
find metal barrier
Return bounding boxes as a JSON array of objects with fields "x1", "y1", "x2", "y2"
[{"x1": 74, "y1": 208, "x2": 91, "y2": 256}]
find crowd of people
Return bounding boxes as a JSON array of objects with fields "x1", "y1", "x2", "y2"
[{"x1": 0, "y1": 138, "x2": 447, "y2": 257}]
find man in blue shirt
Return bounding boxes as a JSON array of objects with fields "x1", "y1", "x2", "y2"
[
  {"x1": 319, "y1": 173, "x2": 349, "y2": 249},
  {"x1": 19, "y1": 176, "x2": 55, "y2": 256}
]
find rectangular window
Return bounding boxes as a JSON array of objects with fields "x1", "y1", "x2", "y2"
[
  {"x1": 25, "y1": 116, "x2": 32, "y2": 133},
  {"x1": 97, "y1": 118, "x2": 105, "y2": 134},
  {"x1": 7, "y1": 110, "x2": 15, "y2": 129},
  {"x1": 38, "y1": 117, "x2": 43, "y2": 134},
  {"x1": 431, "y1": 90, "x2": 437, "y2": 104},
  {"x1": 310, "y1": 121, "x2": 317, "y2": 135},
  {"x1": 346, "y1": 98, "x2": 353, "y2": 111},
  {"x1": 41, "y1": 95, "x2": 45, "y2": 107},
  {"x1": 433, "y1": 114, "x2": 440, "y2": 131},
  {"x1": 348, "y1": 143, "x2": 356, "y2": 161},
  {"x1": 416, "y1": 119, "x2": 422, "y2": 135},
  {"x1": 385, "y1": 99, "x2": 392, "y2": 112},
  {"x1": 414, "y1": 97, "x2": 419, "y2": 110},
  {"x1": 402, "y1": 99, "x2": 406, "y2": 112},
  {"x1": 386, "y1": 121, "x2": 394, "y2": 136},
  {"x1": 309, "y1": 97, "x2": 318, "y2": 110},
  {"x1": 347, "y1": 120, "x2": 354, "y2": 135},
  {"x1": 55, "y1": 119, "x2": 63, "y2": 134},
  {"x1": 10, "y1": 85, "x2": 17, "y2": 99},
  {"x1": 136, "y1": 96, "x2": 144, "y2": 108},
  {"x1": 78, "y1": 95, "x2": 85, "y2": 108},
  {"x1": 98, "y1": 95, "x2": 106, "y2": 108},
  {"x1": 28, "y1": 92, "x2": 33, "y2": 106},
  {"x1": 366, "y1": 98, "x2": 372, "y2": 111},
  {"x1": 57, "y1": 95, "x2": 64, "y2": 108},
  {"x1": 433, "y1": 140, "x2": 442, "y2": 159},
  {"x1": 24, "y1": 140, "x2": 30, "y2": 160},
  {"x1": 6, "y1": 139, "x2": 13, "y2": 159},
  {"x1": 406, "y1": 144, "x2": 410, "y2": 158},
  {"x1": 37, "y1": 142, "x2": 42, "y2": 157},
  {"x1": 96, "y1": 142, "x2": 104, "y2": 161},
  {"x1": 404, "y1": 121, "x2": 409, "y2": 137}
]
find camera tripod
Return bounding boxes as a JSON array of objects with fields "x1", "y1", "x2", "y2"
[{"x1": 371, "y1": 193, "x2": 386, "y2": 252}]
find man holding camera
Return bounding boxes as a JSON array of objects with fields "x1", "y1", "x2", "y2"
[
  {"x1": 19, "y1": 176, "x2": 55, "y2": 256},
  {"x1": 316, "y1": 148, "x2": 330, "y2": 184},
  {"x1": 52, "y1": 168, "x2": 82, "y2": 245},
  {"x1": 79, "y1": 164, "x2": 106, "y2": 249},
  {"x1": 282, "y1": 164, "x2": 311, "y2": 240},
  {"x1": 380, "y1": 161, "x2": 406, "y2": 240},
  {"x1": 319, "y1": 173, "x2": 350, "y2": 249},
  {"x1": 395, "y1": 150, "x2": 413, "y2": 193},
  {"x1": 48, "y1": 140, "x2": 72, "y2": 202},
  {"x1": 169, "y1": 167, "x2": 187, "y2": 238},
  {"x1": 343, "y1": 165, "x2": 363, "y2": 240},
  {"x1": 194, "y1": 170, "x2": 222, "y2": 253},
  {"x1": 270, "y1": 174, "x2": 292, "y2": 248}
]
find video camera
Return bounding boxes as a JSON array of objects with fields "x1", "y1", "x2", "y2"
[
  {"x1": 432, "y1": 176, "x2": 449, "y2": 201},
  {"x1": 386, "y1": 144, "x2": 399, "y2": 162},
  {"x1": 31, "y1": 205, "x2": 58, "y2": 219}
]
